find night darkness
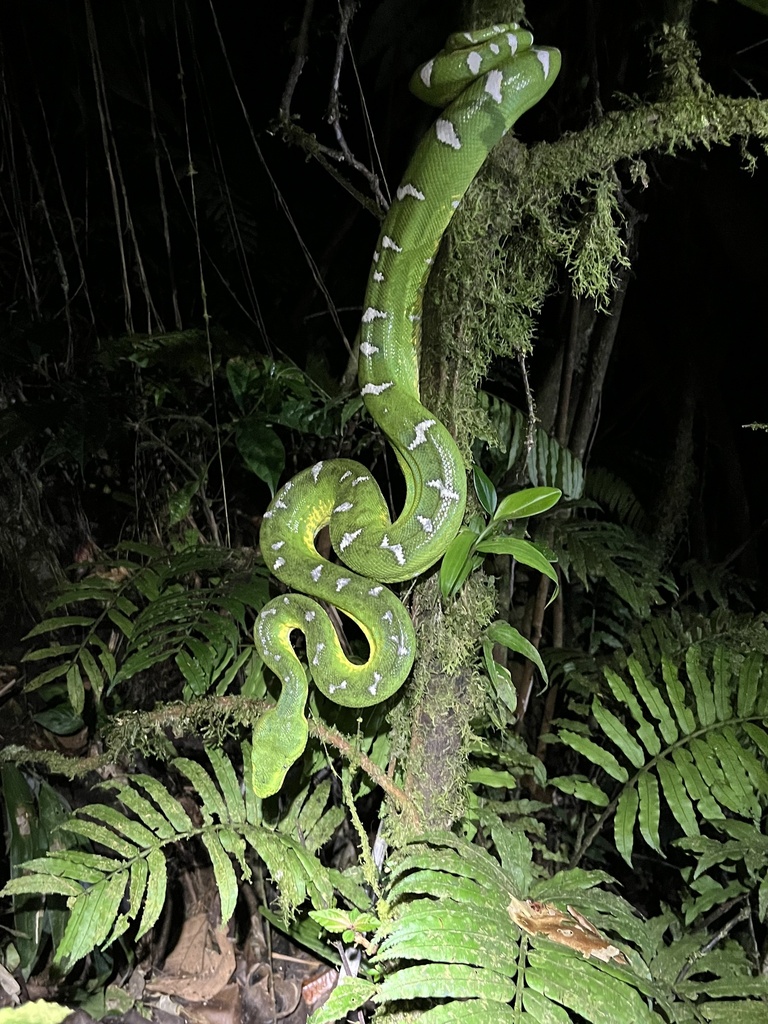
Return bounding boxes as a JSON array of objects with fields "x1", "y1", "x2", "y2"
[{"x1": 2, "y1": 0, "x2": 768, "y2": 618}]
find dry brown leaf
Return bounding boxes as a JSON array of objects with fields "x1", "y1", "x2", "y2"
[
  {"x1": 507, "y1": 896, "x2": 628, "y2": 965},
  {"x1": 148, "y1": 914, "x2": 236, "y2": 1001}
]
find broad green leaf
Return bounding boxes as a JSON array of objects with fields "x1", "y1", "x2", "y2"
[
  {"x1": 127, "y1": 857, "x2": 148, "y2": 923},
  {"x1": 661, "y1": 657, "x2": 696, "y2": 734},
  {"x1": 686, "y1": 647, "x2": 716, "y2": 727},
  {"x1": 655, "y1": 758, "x2": 699, "y2": 837},
  {"x1": 671, "y1": 747, "x2": 723, "y2": 822},
  {"x1": 1, "y1": 874, "x2": 83, "y2": 899},
  {"x1": 737, "y1": 653, "x2": 762, "y2": 717},
  {"x1": 522, "y1": 988, "x2": 572, "y2": 1023},
  {"x1": 626, "y1": 658, "x2": 678, "y2": 745},
  {"x1": 207, "y1": 747, "x2": 245, "y2": 823},
  {"x1": 493, "y1": 487, "x2": 561, "y2": 522},
  {"x1": 549, "y1": 775, "x2": 609, "y2": 807},
  {"x1": 378, "y1": 962, "x2": 515, "y2": 1003},
  {"x1": 637, "y1": 772, "x2": 662, "y2": 853},
  {"x1": 78, "y1": 646, "x2": 104, "y2": 703},
  {"x1": 106, "y1": 608, "x2": 134, "y2": 638},
  {"x1": 375, "y1": 905, "x2": 519, "y2": 976},
  {"x1": 24, "y1": 616, "x2": 96, "y2": 638},
  {"x1": 55, "y1": 870, "x2": 129, "y2": 965},
  {"x1": 615, "y1": 785, "x2": 639, "y2": 865},
  {"x1": 467, "y1": 768, "x2": 518, "y2": 789},
  {"x1": 76, "y1": 803, "x2": 157, "y2": 850},
  {"x1": 174, "y1": 758, "x2": 228, "y2": 824},
  {"x1": 137, "y1": 848, "x2": 167, "y2": 939},
  {"x1": 603, "y1": 666, "x2": 660, "y2": 756},
  {"x1": 309, "y1": 908, "x2": 361, "y2": 933},
  {"x1": 99, "y1": 783, "x2": 176, "y2": 840},
  {"x1": 60, "y1": 819, "x2": 137, "y2": 859},
  {"x1": 476, "y1": 537, "x2": 558, "y2": 587},
  {"x1": 482, "y1": 648, "x2": 518, "y2": 718},
  {"x1": 131, "y1": 775, "x2": 194, "y2": 833},
  {"x1": 202, "y1": 832, "x2": 238, "y2": 925},
  {"x1": 440, "y1": 528, "x2": 478, "y2": 599},
  {"x1": 22, "y1": 644, "x2": 81, "y2": 663},
  {"x1": 472, "y1": 465, "x2": 497, "y2": 515},
  {"x1": 712, "y1": 647, "x2": 733, "y2": 722},
  {"x1": 526, "y1": 946, "x2": 660, "y2": 1024},
  {"x1": 591, "y1": 698, "x2": 644, "y2": 768},
  {"x1": 25, "y1": 663, "x2": 70, "y2": 690},
  {"x1": 486, "y1": 620, "x2": 547, "y2": 683},
  {"x1": 309, "y1": 976, "x2": 377, "y2": 1024},
  {"x1": 235, "y1": 418, "x2": 285, "y2": 497},
  {"x1": 558, "y1": 730, "x2": 628, "y2": 782}
]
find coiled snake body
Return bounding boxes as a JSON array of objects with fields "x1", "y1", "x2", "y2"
[{"x1": 253, "y1": 25, "x2": 560, "y2": 797}]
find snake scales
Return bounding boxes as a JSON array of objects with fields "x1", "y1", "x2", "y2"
[{"x1": 252, "y1": 24, "x2": 560, "y2": 797}]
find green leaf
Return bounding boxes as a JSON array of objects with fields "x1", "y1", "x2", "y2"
[
  {"x1": 549, "y1": 775, "x2": 609, "y2": 807},
  {"x1": 558, "y1": 730, "x2": 628, "y2": 782},
  {"x1": 486, "y1": 620, "x2": 548, "y2": 684},
  {"x1": 591, "y1": 698, "x2": 644, "y2": 769},
  {"x1": 493, "y1": 487, "x2": 561, "y2": 522},
  {"x1": 137, "y1": 848, "x2": 167, "y2": 939},
  {"x1": 472, "y1": 465, "x2": 497, "y2": 515},
  {"x1": 467, "y1": 768, "x2": 518, "y2": 789},
  {"x1": 686, "y1": 647, "x2": 716, "y2": 727},
  {"x1": 737, "y1": 653, "x2": 762, "y2": 717},
  {"x1": 476, "y1": 537, "x2": 558, "y2": 587},
  {"x1": 76, "y1": 803, "x2": 157, "y2": 850},
  {"x1": 615, "y1": 785, "x2": 639, "y2": 865},
  {"x1": 24, "y1": 616, "x2": 96, "y2": 639},
  {"x1": 440, "y1": 529, "x2": 478, "y2": 600},
  {"x1": 131, "y1": 775, "x2": 194, "y2": 833},
  {"x1": 661, "y1": 657, "x2": 696, "y2": 734},
  {"x1": 626, "y1": 658, "x2": 678, "y2": 745},
  {"x1": 309, "y1": 976, "x2": 377, "y2": 1024},
  {"x1": 235, "y1": 418, "x2": 285, "y2": 497},
  {"x1": 637, "y1": 772, "x2": 662, "y2": 853},
  {"x1": 655, "y1": 758, "x2": 699, "y2": 838},
  {"x1": 206, "y1": 748, "x2": 245, "y2": 824},
  {"x1": 378, "y1": 962, "x2": 515, "y2": 1003},
  {"x1": 202, "y1": 832, "x2": 238, "y2": 925},
  {"x1": 671, "y1": 747, "x2": 723, "y2": 822},
  {"x1": 174, "y1": 758, "x2": 228, "y2": 824},
  {"x1": 99, "y1": 783, "x2": 177, "y2": 840},
  {"x1": 55, "y1": 870, "x2": 129, "y2": 965},
  {"x1": 1, "y1": 875, "x2": 83, "y2": 899}
]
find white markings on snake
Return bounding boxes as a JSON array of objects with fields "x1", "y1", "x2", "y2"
[
  {"x1": 436, "y1": 119, "x2": 461, "y2": 150},
  {"x1": 381, "y1": 535, "x2": 406, "y2": 566},
  {"x1": 486, "y1": 70, "x2": 503, "y2": 103},
  {"x1": 340, "y1": 529, "x2": 363, "y2": 551},
  {"x1": 361, "y1": 382, "x2": 394, "y2": 395},
  {"x1": 408, "y1": 419, "x2": 436, "y2": 449},
  {"x1": 311, "y1": 565, "x2": 323, "y2": 581},
  {"x1": 397, "y1": 184, "x2": 425, "y2": 201},
  {"x1": 467, "y1": 51, "x2": 482, "y2": 74},
  {"x1": 362, "y1": 307, "x2": 387, "y2": 323}
]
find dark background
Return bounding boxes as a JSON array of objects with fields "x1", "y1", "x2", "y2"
[{"x1": 1, "y1": 0, "x2": 767, "y2": 636}]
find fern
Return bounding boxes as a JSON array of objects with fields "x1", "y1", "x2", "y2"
[
  {"x1": 553, "y1": 518, "x2": 674, "y2": 620},
  {"x1": 553, "y1": 645, "x2": 768, "y2": 866},
  {"x1": 0, "y1": 746, "x2": 359, "y2": 966},
  {"x1": 22, "y1": 544, "x2": 268, "y2": 712}
]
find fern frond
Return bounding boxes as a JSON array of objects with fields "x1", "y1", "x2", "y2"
[
  {"x1": 558, "y1": 645, "x2": 768, "y2": 865},
  {"x1": 0, "y1": 746, "x2": 348, "y2": 965}
]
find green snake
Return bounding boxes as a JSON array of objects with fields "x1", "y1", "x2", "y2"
[{"x1": 253, "y1": 24, "x2": 560, "y2": 797}]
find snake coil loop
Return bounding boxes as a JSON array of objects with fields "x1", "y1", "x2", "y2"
[{"x1": 252, "y1": 24, "x2": 560, "y2": 797}]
